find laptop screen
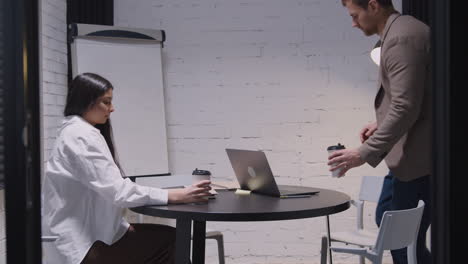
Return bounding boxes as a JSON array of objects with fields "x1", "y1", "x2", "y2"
[{"x1": 226, "y1": 148, "x2": 320, "y2": 197}]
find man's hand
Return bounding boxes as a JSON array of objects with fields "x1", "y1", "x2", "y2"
[
  {"x1": 168, "y1": 180, "x2": 212, "y2": 204},
  {"x1": 360, "y1": 122, "x2": 377, "y2": 143},
  {"x1": 327, "y1": 148, "x2": 365, "y2": 177}
]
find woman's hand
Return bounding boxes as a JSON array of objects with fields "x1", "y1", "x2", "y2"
[{"x1": 168, "y1": 180, "x2": 212, "y2": 204}]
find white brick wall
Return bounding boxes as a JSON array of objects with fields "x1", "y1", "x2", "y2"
[
  {"x1": 41, "y1": 0, "x2": 68, "y2": 164},
  {"x1": 40, "y1": 0, "x2": 68, "y2": 263},
  {"x1": 116, "y1": 0, "x2": 401, "y2": 263}
]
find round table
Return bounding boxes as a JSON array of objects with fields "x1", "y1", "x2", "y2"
[{"x1": 132, "y1": 187, "x2": 350, "y2": 264}]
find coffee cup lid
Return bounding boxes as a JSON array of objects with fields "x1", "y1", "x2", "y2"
[
  {"x1": 327, "y1": 143, "x2": 345, "y2": 150},
  {"x1": 192, "y1": 168, "x2": 211, "y2": 175}
]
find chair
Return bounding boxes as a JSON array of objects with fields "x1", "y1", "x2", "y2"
[
  {"x1": 205, "y1": 230, "x2": 225, "y2": 264},
  {"x1": 321, "y1": 175, "x2": 384, "y2": 264},
  {"x1": 41, "y1": 199, "x2": 59, "y2": 263},
  {"x1": 42, "y1": 236, "x2": 58, "y2": 242},
  {"x1": 42, "y1": 235, "x2": 59, "y2": 264},
  {"x1": 42, "y1": 232, "x2": 226, "y2": 264},
  {"x1": 330, "y1": 200, "x2": 425, "y2": 264},
  {"x1": 134, "y1": 175, "x2": 225, "y2": 264}
]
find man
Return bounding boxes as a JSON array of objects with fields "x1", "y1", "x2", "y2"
[{"x1": 328, "y1": 1, "x2": 432, "y2": 263}]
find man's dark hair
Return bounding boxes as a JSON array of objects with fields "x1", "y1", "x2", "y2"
[{"x1": 341, "y1": 0, "x2": 394, "y2": 9}]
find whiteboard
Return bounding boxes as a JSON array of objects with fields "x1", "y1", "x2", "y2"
[{"x1": 71, "y1": 37, "x2": 169, "y2": 176}]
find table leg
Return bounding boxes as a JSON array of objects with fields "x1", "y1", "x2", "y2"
[
  {"x1": 175, "y1": 218, "x2": 192, "y2": 264},
  {"x1": 192, "y1": 220, "x2": 207, "y2": 264},
  {"x1": 326, "y1": 215, "x2": 333, "y2": 264}
]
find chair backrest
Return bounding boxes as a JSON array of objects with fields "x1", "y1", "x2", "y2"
[
  {"x1": 358, "y1": 176, "x2": 385, "y2": 203},
  {"x1": 373, "y1": 200, "x2": 425, "y2": 252}
]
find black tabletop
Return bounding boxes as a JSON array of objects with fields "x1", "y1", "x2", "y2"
[{"x1": 131, "y1": 187, "x2": 351, "y2": 222}]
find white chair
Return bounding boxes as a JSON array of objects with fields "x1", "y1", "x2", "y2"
[
  {"x1": 320, "y1": 176, "x2": 384, "y2": 264},
  {"x1": 41, "y1": 200, "x2": 60, "y2": 263},
  {"x1": 42, "y1": 236, "x2": 58, "y2": 242},
  {"x1": 321, "y1": 175, "x2": 384, "y2": 264},
  {"x1": 41, "y1": 236, "x2": 58, "y2": 264},
  {"x1": 330, "y1": 200, "x2": 425, "y2": 264},
  {"x1": 331, "y1": 200, "x2": 424, "y2": 264},
  {"x1": 43, "y1": 232, "x2": 226, "y2": 264},
  {"x1": 134, "y1": 175, "x2": 225, "y2": 264},
  {"x1": 205, "y1": 230, "x2": 225, "y2": 264}
]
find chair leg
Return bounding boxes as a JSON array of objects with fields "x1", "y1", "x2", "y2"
[
  {"x1": 206, "y1": 231, "x2": 225, "y2": 264},
  {"x1": 138, "y1": 213, "x2": 143, "y2": 223},
  {"x1": 321, "y1": 236, "x2": 328, "y2": 264},
  {"x1": 215, "y1": 234, "x2": 225, "y2": 264},
  {"x1": 407, "y1": 242, "x2": 417, "y2": 264},
  {"x1": 359, "y1": 254, "x2": 366, "y2": 264}
]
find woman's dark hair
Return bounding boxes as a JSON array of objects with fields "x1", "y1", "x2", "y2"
[
  {"x1": 342, "y1": 0, "x2": 394, "y2": 9},
  {"x1": 64, "y1": 73, "x2": 121, "y2": 170}
]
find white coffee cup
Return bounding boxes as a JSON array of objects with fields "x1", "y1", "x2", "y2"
[
  {"x1": 192, "y1": 168, "x2": 211, "y2": 185},
  {"x1": 327, "y1": 143, "x2": 346, "y2": 177}
]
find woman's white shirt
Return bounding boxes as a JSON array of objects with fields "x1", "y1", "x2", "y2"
[{"x1": 42, "y1": 115, "x2": 168, "y2": 264}]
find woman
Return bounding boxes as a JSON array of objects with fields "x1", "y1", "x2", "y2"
[{"x1": 42, "y1": 73, "x2": 212, "y2": 264}]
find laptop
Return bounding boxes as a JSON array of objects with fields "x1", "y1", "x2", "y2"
[{"x1": 226, "y1": 148, "x2": 320, "y2": 198}]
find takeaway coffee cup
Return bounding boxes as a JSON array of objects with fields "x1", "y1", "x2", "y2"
[
  {"x1": 192, "y1": 168, "x2": 211, "y2": 185},
  {"x1": 327, "y1": 143, "x2": 346, "y2": 177}
]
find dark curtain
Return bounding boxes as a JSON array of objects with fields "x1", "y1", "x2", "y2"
[
  {"x1": 406, "y1": 0, "x2": 464, "y2": 263},
  {"x1": 431, "y1": 0, "x2": 464, "y2": 263},
  {"x1": 67, "y1": 0, "x2": 113, "y2": 26},
  {"x1": 405, "y1": 1, "x2": 464, "y2": 264},
  {"x1": 0, "y1": 0, "x2": 6, "y2": 189},
  {"x1": 2, "y1": 0, "x2": 42, "y2": 262},
  {"x1": 402, "y1": 0, "x2": 429, "y2": 25},
  {"x1": 66, "y1": 0, "x2": 114, "y2": 83}
]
